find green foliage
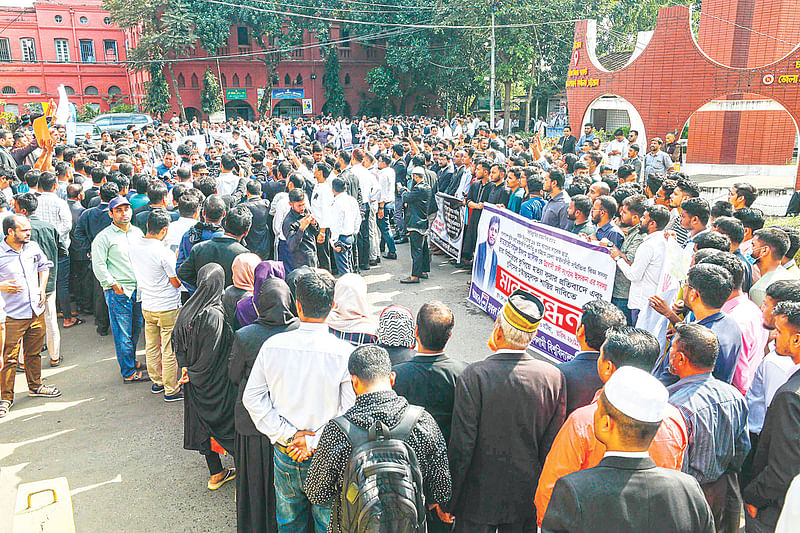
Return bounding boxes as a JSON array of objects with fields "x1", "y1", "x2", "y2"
[
  {"x1": 111, "y1": 103, "x2": 136, "y2": 113},
  {"x1": 76, "y1": 104, "x2": 100, "y2": 122},
  {"x1": 321, "y1": 48, "x2": 347, "y2": 116},
  {"x1": 365, "y1": 66, "x2": 400, "y2": 116},
  {"x1": 143, "y1": 64, "x2": 172, "y2": 117},
  {"x1": 258, "y1": 88, "x2": 271, "y2": 117},
  {"x1": 201, "y1": 69, "x2": 223, "y2": 114}
]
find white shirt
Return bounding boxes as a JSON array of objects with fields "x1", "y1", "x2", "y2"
[
  {"x1": 310, "y1": 180, "x2": 334, "y2": 229},
  {"x1": 377, "y1": 167, "x2": 396, "y2": 204},
  {"x1": 777, "y1": 473, "x2": 800, "y2": 533},
  {"x1": 606, "y1": 138, "x2": 629, "y2": 170},
  {"x1": 216, "y1": 172, "x2": 239, "y2": 196},
  {"x1": 243, "y1": 322, "x2": 356, "y2": 449},
  {"x1": 166, "y1": 216, "x2": 197, "y2": 252},
  {"x1": 272, "y1": 192, "x2": 291, "y2": 240},
  {"x1": 745, "y1": 349, "x2": 796, "y2": 433},
  {"x1": 615, "y1": 230, "x2": 667, "y2": 311},
  {"x1": 352, "y1": 164, "x2": 377, "y2": 206},
  {"x1": 129, "y1": 237, "x2": 181, "y2": 312},
  {"x1": 329, "y1": 192, "x2": 361, "y2": 243},
  {"x1": 36, "y1": 191, "x2": 72, "y2": 249}
]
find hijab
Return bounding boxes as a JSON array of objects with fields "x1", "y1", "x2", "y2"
[
  {"x1": 231, "y1": 253, "x2": 262, "y2": 292},
  {"x1": 236, "y1": 260, "x2": 286, "y2": 327},
  {"x1": 255, "y1": 278, "x2": 298, "y2": 329},
  {"x1": 326, "y1": 273, "x2": 377, "y2": 335},
  {"x1": 377, "y1": 305, "x2": 415, "y2": 348},
  {"x1": 174, "y1": 262, "x2": 225, "y2": 360}
]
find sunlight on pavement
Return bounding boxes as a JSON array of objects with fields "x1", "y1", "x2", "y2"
[{"x1": 0, "y1": 398, "x2": 93, "y2": 425}]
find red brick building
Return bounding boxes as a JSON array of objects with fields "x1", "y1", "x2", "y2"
[
  {"x1": 0, "y1": 0, "x2": 385, "y2": 120},
  {"x1": 567, "y1": 3, "x2": 800, "y2": 185},
  {"x1": 0, "y1": 0, "x2": 147, "y2": 116}
]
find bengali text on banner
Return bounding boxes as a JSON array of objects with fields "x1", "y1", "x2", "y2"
[{"x1": 429, "y1": 192, "x2": 466, "y2": 260}]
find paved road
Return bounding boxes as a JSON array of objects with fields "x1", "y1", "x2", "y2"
[{"x1": 0, "y1": 246, "x2": 494, "y2": 532}]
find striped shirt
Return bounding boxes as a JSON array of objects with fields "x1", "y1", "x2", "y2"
[
  {"x1": 329, "y1": 328, "x2": 377, "y2": 347},
  {"x1": 667, "y1": 372, "x2": 751, "y2": 484}
]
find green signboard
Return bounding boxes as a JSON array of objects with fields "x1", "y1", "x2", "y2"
[{"x1": 226, "y1": 88, "x2": 247, "y2": 100}]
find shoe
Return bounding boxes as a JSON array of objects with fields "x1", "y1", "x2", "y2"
[
  {"x1": 208, "y1": 468, "x2": 236, "y2": 490},
  {"x1": 164, "y1": 390, "x2": 184, "y2": 402},
  {"x1": 16, "y1": 365, "x2": 25, "y2": 373},
  {"x1": 360, "y1": 265, "x2": 371, "y2": 271},
  {"x1": 420, "y1": 273, "x2": 429, "y2": 279},
  {"x1": 383, "y1": 252, "x2": 397, "y2": 260},
  {"x1": 50, "y1": 356, "x2": 63, "y2": 367},
  {"x1": 123, "y1": 370, "x2": 149, "y2": 383},
  {"x1": 97, "y1": 327, "x2": 109, "y2": 337},
  {"x1": 0, "y1": 399, "x2": 12, "y2": 418},
  {"x1": 151, "y1": 383, "x2": 165, "y2": 394},
  {"x1": 29, "y1": 384, "x2": 61, "y2": 398},
  {"x1": 395, "y1": 237, "x2": 409, "y2": 244},
  {"x1": 368, "y1": 259, "x2": 378, "y2": 266},
  {"x1": 400, "y1": 276, "x2": 420, "y2": 284}
]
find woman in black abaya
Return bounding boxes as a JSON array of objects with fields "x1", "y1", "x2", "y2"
[
  {"x1": 228, "y1": 278, "x2": 299, "y2": 533},
  {"x1": 173, "y1": 263, "x2": 237, "y2": 490}
]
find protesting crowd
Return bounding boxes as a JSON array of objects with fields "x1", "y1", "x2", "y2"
[{"x1": 1, "y1": 109, "x2": 800, "y2": 533}]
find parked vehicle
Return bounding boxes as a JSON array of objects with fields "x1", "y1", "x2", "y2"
[
  {"x1": 72, "y1": 122, "x2": 102, "y2": 144},
  {"x1": 91, "y1": 113, "x2": 153, "y2": 132}
]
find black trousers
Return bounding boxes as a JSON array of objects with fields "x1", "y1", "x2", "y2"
[
  {"x1": 409, "y1": 231, "x2": 430, "y2": 277},
  {"x1": 316, "y1": 234, "x2": 332, "y2": 273},
  {"x1": 93, "y1": 276, "x2": 110, "y2": 333},
  {"x1": 454, "y1": 516, "x2": 536, "y2": 533},
  {"x1": 462, "y1": 210, "x2": 482, "y2": 261},
  {"x1": 70, "y1": 257, "x2": 93, "y2": 312},
  {"x1": 357, "y1": 204, "x2": 370, "y2": 269}
]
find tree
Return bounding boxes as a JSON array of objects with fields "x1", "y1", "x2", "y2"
[
  {"x1": 200, "y1": 69, "x2": 223, "y2": 114},
  {"x1": 142, "y1": 63, "x2": 172, "y2": 118},
  {"x1": 104, "y1": 0, "x2": 199, "y2": 121},
  {"x1": 366, "y1": 65, "x2": 401, "y2": 116},
  {"x1": 321, "y1": 47, "x2": 347, "y2": 116}
]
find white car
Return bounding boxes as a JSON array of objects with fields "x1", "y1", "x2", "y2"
[{"x1": 91, "y1": 113, "x2": 153, "y2": 132}]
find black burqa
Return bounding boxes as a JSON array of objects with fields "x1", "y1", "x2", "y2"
[
  {"x1": 173, "y1": 263, "x2": 237, "y2": 457},
  {"x1": 228, "y1": 278, "x2": 300, "y2": 533}
]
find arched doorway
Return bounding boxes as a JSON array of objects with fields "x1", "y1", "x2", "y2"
[
  {"x1": 225, "y1": 100, "x2": 254, "y2": 121},
  {"x1": 581, "y1": 94, "x2": 647, "y2": 149},
  {"x1": 272, "y1": 99, "x2": 302, "y2": 119},
  {"x1": 184, "y1": 106, "x2": 201, "y2": 122}
]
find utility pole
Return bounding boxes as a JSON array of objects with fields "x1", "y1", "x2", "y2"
[{"x1": 489, "y1": 0, "x2": 496, "y2": 129}]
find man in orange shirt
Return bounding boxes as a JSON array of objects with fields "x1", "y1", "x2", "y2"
[{"x1": 535, "y1": 326, "x2": 688, "y2": 524}]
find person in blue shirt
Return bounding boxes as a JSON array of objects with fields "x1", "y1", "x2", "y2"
[
  {"x1": 577, "y1": 123, "x2": 596, "y2": 150},
  {"x1": 591, "y1": 195, "x2": 624, "y2": 247},
  {"x1": 520, "y1": 175, "x2": 547, "y2": 221},
  {"x1": 652, "y1": 263, "x2": 744, "y2": 387},
  {"x1": 506, "y1": 167, "x2": 526, "y2": 214}
]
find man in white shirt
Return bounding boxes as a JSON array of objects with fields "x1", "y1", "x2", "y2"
[
  {"x1": 166, "y1": 189, "x2": 202, "y2": 253},
  {"x1": 376, "y1": 153, "x2": 397, "y2": 259},
  {"x1": 243, "y1": 272, "x2": 355, "y2": 532},
  {"x1": 216, "y1": 153, "x2": 240, "y2": 197},
  {"x1": 130, "y1": 210, "x2": 183, "y2": 401},
  {"x1": 610, "y1": 204, "x2": 670, "y2": 325},
  {"x1": 310, "y1": 162, "x2": 335, "y2": 271},
  {"x1": 328, "y1": 177, "x2": 361, "y2": 275},
  {"x1": 605, "y1": 128, "x2": 629, "y2": 170}
]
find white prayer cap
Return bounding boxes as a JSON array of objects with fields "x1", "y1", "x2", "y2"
[{"x1": 603, "y1": 366, "x2": 668, "y2": 424}]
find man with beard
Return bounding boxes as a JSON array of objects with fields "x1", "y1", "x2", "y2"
[
  {"x1": 749, "y1": 228, "x2": 798, "y2": 307},
  {"x1": 486, "y1": 164, "x2": 510, "y2": 209},
  {"x1": 459, "y1": 160, "x2": 493, "y2": 267},
  {"x1": 475, "y1": 215, "x2": 500, "y2": 291},
  {"x1": 567, "y1": 194, "x2": 595, "y2": 236},
  {"x1": 609, "y1": 203, "x2": 670, "y2": 326},
  {"x1": 591, "y1": 195, "x2": 624, "y2": 248},
  {"x1": 283, "y1": 188, "x2": 320, "y2": 270}
]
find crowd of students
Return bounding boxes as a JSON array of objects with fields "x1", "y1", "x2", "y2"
[{"x1": 0, "y1": 112, "x2": 799, "y2": 533}]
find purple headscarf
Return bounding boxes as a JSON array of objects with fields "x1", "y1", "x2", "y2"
[{"x1": 235, "y1": 261, "x2": 286, "y2": 327}]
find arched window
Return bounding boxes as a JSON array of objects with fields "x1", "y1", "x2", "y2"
[
  {"x1": 344, "y1": 73, "x2": 351, "y2": 85},
  {"x1": 108, "y1": 85, "x2": 121, "y2": 96},
  {"x1": 284, "y1": 73, "x2": 291, "y2": 86},
  {"x1": 191, "y1": 73, "x2": 199, "y2": 88},
  {"x1": 63, "y1": 85, "x2": 75, "y2": 95},
  {"x1": 232, "y1": 73, "x2": 240, "y2": 87},
  {"x1": 1, "y1": 86, "x2": 15, "y2": 95},
  {"x1": 244, "y1": 73, "x2": 252, "y2": 87},
  {"x1": 177, "y1": 73, "x2": 185, "y2": 88},
  {"x1": 295, "y1": 74, "x2": 303, "y2": 86},
  {"x1": 27, "y1": 86, "x2": 41, "y2": 95},
  {"x1": 85, "y1": 85, "x2": 99, "y2": 95}
]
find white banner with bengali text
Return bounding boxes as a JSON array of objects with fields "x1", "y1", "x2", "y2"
[
  {"x1": 468, "y1": 204, "x2": 617, "y2": 363},
  {"x1": 430, "y1": 193, "x2": 465, "y2": 260}
]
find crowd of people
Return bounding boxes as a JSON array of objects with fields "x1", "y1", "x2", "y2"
[{"x1": 0, "y1": 110, "x2": 799, "y2": 533}]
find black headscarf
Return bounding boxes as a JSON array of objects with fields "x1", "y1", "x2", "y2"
[
  {"x1": 284, "y1": 265, "x2": 314, "y2": 315},
  {"x1": 173, "y1": 263, "x2": 237, "y2": 454},
  {"x1": 229, "y1": 278, "x2": 299, "y2": 436}
]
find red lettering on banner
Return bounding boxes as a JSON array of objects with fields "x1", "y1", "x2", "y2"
[{"x1": 495, "y1": 265, "x2": 582, "y2": 335}]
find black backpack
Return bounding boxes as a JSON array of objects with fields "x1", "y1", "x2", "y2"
[{"x1": 332, "y1": 405, "x2": 427, "y2": 533}]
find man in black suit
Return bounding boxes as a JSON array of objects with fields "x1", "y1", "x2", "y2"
[
  {"x1": 559, "y1": 300, "x2": 626, "y2": 415},
  {"x1": 743, "y1": 301, "x2": 800, "y2": 532},
  {"x1": 542, "y1": 366, "x2": 714, "y2": 533},
  {"x1": 557, "y1": 125, "x2": 578, "y2": 155},
  {"x1": 240, "y1": 180, "x2": 271, "y2": 258},
  {"x1": 448, "y1": 290, "x2": 566, "y2": 531}
]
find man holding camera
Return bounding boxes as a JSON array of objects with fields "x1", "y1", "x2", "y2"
[{"x1": 283, "y1": 188, "x2": 320, "y2": 271}]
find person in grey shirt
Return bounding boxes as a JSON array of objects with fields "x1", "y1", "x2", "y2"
[
  {"x1": 541, "y1": 168, "x2": 571, "y2": 231},
  {"x1": 643, "y1": 137, "x2": 674, "y2": 182}
]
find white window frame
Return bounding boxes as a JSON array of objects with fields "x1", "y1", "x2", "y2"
[
  {"x1": 20, "y1": 38, "x2": 36, "y2": 62},
  {"x1": 55, "y1": 39, "x2": 70, "y2": 62},
  {"x1": 0, "y1": 38, "x2": 11, "y2": 62}
]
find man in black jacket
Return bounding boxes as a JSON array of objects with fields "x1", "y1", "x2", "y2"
[
  {"x1": 542, "y1": 366, "x2": 714, "y2": 533},
  {"x1": 391, "y1": 144, "x2": 408, "y2": 243},
  {"x1": 177, "y1": 205, "x2": 251, "y2": 288},
  {"x1": 400, "y1": 168, "x2": 430, "y2": 284},
  {"x1": 743, "y1": 301, "x2": 800, "y2": 532},
  {"x1": 240, "y1": 180, "x2": 271, "y2": 258},
  {"x1": 557, "y1": 125, "x2": 578, "y2": 155},
  {"x1": 282, "y1": 188, "x2": 319, "y2": 271}
]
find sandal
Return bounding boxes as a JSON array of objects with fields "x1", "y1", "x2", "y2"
[
  {"x1": 63, "y1": 317, "x2": 84, "y2": 328},
  {"x1": 207, "y1": 468, "x2": 236, "y2": 490},
  {"x1": 123, "y1": 370, "x2": 148, "y2": 383},
  {"x1": 0, "y1": 399, "x2": 12, "y2": 418},
  {"x1": 50, "y1": 356, "x2": 63, "y2": 367},
  {"x1": 134, "y1": 361, "x2": 145, "y2": 371}
]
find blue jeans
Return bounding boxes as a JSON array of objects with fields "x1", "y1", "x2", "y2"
[
  {"x1": 377, "y1": 211, "x2": 396, "y2": 253},
  {"x1": 104, "y1": 290, "x2": 144, "y2": 378},
  {"x1": 273, "y1": 448, "x2": 331, "y2": 533},
  {"x1": 333, "y1": 235, "x2": 354, "y2": 275},
  {"x1": 611, "y1": 297, "x2": 633, "y2": 326},
  {"x1": 277, "y1": 239, "x2": 294, "y2": 273}
]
